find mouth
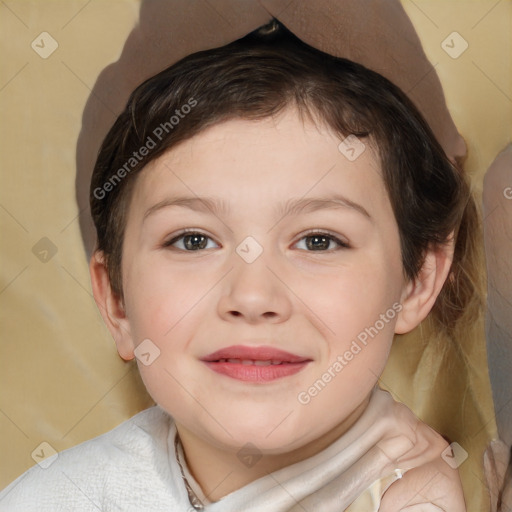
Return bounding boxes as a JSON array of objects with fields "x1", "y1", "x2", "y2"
[{"x1": 201, "y1": 345, "x2": 312, "y2": 382}]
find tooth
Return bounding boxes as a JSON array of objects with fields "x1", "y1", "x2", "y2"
[
  {"x1": 227, "y1": 358, "x2": 241, "y2": 364},
  {"x1": 271, "y1": 360, "x2": 282, "y2": 365},
  {"x1": 254, "y1": 360, "x2": 272, "y2": 366},
  {"x1": 241, "y1": 359, "x2": 254, "y2": 365}
]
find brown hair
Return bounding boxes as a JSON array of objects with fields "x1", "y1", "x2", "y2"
[{"x1": 90, "y1": 19, "x2": 482, "y2": 333}]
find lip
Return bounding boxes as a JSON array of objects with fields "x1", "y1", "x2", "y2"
[{"x1": 201, "y1": 345, "x2": 312, "y2": 382}]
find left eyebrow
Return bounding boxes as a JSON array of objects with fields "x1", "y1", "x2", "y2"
[
  {"x1": 142, "y1": 193, "x2": 371, "y2": 223},
  {"x1": 277, "y1": 194, "x2": 372, "y2": 220}
]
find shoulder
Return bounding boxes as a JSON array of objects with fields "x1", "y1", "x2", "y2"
[
  {"x1": 0, "y1": 406, "x2": 177, "y2": 512},
  {"x1": 379, "y1": 420, "x2": 466, "y2": 512}
]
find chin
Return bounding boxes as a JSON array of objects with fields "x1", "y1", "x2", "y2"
[{"x1": 205, "y1": 413, "x2": 317, "y2": 453}]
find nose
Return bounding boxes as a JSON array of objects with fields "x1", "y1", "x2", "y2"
[{"x1": 217, "y1": 248, "x2": 293, "y2": 325}]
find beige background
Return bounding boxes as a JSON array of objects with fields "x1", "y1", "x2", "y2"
[{"x1": 0, "y1": 1, "x2": 510, "y2": 510}]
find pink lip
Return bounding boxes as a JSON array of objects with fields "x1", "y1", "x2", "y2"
[{"x1": 201, "y1": 345, "x2": 311, "y2": 382}]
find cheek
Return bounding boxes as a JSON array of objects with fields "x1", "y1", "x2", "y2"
[
  {"x1": 302, "y1": 255, "x2": 403, "y2": 399},
  {"x1": 307, "y1": 261, "x2": 401, "y2": 339},
  {"x1": 121, "y1": 256, "x2": 211, "y2": 404},
  {"x1": 123, "y1": 253, "x2": 209, "y2": 339}
]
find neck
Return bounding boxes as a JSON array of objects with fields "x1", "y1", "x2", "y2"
[{"x1": 175, "y1": 393, "x2": 371, "y2": 502}]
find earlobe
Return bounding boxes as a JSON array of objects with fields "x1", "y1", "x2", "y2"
[
  {"x1": 89, "y1": 251, "x2": 135, "y2": 360},
  {"x1": 395, "y1": 236, "x2": 455, "y2": 334}
]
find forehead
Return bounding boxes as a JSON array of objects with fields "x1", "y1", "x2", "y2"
[{"x1": 128, "y1": 107, "x2": 388, "y2": 220}]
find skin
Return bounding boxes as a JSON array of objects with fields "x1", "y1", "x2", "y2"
[{"x1": 90, "y1": 106, "x2": 463, "y2": 507}]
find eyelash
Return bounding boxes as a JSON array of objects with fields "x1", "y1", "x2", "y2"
[{"x1": 162, "y1": 228, "x2": 350, "y2": 252}]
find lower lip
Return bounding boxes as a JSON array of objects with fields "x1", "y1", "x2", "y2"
[{"x1": 203, "y1": 361, "x2": 309, "y2": 382}]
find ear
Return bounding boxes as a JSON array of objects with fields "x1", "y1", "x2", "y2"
[
  {"x1": 89, "y1": 250, "x2": 135, "y2": 360},
  {"x1": 395, "y1": 234, "x2": 455, "y2": 334}
]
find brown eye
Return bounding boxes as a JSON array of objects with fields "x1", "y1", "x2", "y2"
[
  {"x1": 306, "y1": 234, "x2": 331, "y2": 250},
  {"x1": 295, "y1": 231, "x2": 350, "y2": 251},
  {"x1": 164, "y1": 231, "x2": 218, "y2": 251}
]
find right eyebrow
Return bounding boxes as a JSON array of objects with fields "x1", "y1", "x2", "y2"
[{"x1": 143, "y1": 196, "x2": 229, "y2": 223}]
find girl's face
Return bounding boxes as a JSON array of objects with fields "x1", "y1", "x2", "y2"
[{"x1": 119, "y1": 106, "x2": 408, "y2": 454}]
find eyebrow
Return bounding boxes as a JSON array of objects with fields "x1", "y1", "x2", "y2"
[{"x1": 143, "y1": 194, "x2": 371, "y2": 222}]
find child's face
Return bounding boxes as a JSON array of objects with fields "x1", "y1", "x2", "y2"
[{"x1": 118, "y1": 106, "x2": 408, "y2": 453}]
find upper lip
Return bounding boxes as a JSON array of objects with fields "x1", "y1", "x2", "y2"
[{"x1": 201, "y1": 345, "x2": 310, "y2": 363}]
